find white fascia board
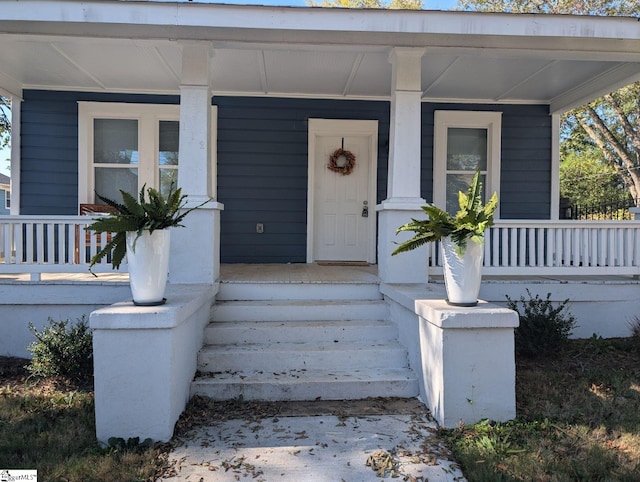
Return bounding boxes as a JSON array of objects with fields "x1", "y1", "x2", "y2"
[{"x1": 2, "y1": 1, "x2": 640, "y2": 51}]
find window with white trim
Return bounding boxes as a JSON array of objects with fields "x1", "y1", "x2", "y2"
[
  {"x1": 433, "y1": 110, "x2": 502, "y2": 217},
  {"x1": 3, "y1": 189, "x2": 9, "y2": 210},
  {"x1": 79, "y1": 103, "x2": 181, "y2": 204}
]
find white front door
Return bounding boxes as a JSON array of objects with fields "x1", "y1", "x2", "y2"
[{"x1": 307, "y1": 119, "x2": 378, "y2": 263}]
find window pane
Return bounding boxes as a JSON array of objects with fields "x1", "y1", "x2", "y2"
[
  {"x1": 159, "y1": 121, "x2": 179, "y2": 166},
  {"x1": 446, "y1": 173, "x2": 486, "y2": 215},
  {"x1": 446, "y1": 128, "x2": 487, "y2": 171},
  {"x1": 95, "y1": 167, "x2": 138, "y2": 203},
  {"x1": 94, "y1": 119, "x2": 138, "y2": 165},
  {"x1": 159, "y1": 168, "x2": 178, "y2": 198}
]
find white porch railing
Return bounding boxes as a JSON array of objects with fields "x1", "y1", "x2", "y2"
[
  {"x1": 429, "y1": 220, "x2": 640, "y2": 276},
  {"x1": 0, "y1": 215, "x2": 126, "y2": 280},
  {"x1": 2, "y1": 217, "x2": 640, "y2": 280}
]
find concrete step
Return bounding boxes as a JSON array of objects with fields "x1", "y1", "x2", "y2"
[
  {"x1": 204, "y1": 319, "x2": 398, "y2": 345},
  {"x1": 191, "y1": 368, "x2": 419, "y2": 401},
  {"x1": 217, "y1": 281, "x2": 383, "y2": 301},
  {"x1": 211, "y1": 300, "x2": 389, "y2": 322},
  {"x1": 197, "y1": 341, "x2": 409, "y2": 373}
]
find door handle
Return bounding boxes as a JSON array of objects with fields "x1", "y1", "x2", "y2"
[{"x1": 361, "y1": 201, "x2": 369, "y2": 218}]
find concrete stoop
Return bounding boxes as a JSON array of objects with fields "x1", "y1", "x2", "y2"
[{"x1": 191, "y1": 279, "x2": 419, "y2": 401}]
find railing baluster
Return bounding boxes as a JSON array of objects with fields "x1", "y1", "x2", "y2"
[
  {"x1": 518, "y1": 228, "x2": 525, "y2": 267},
  {"x1": 46, "y1": 223, "x2": 54, "y2": 264},
  {"x1": 483, "y1": 232, "x2": 490, "y2": 267},
  {"x1": 545, "y1": 227, "x2": 553, "y2": 266},
  {"x1": 1, "y1": 223, "x2": 8, "y2": 263},
  {"x1": 616, "y1": 228, "x2": 624, "y2": 266},
  {"x1": 492, "y1": 227, "x2": 499, "y2": 268},
  {"x1": 555, "y1": 228, "x2": 563, "y2": 267},
  {"x1": 608, "y1": 229, "x2": 616, "y2": 267},
  {"x1": 36, "y1": 223, "x2": 44, "y2": 264},
  {"x1": 624, "y1": 228, "x2": 633, "y2": 267},
  {"x1": 535, "y1": 227, "x2": 543, "y2": 267},
  {"x1": 501, "y1": 228, "x2": 509, "y2": 267}
]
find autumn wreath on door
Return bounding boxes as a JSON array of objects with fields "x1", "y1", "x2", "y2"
[{"x1": 327, "y1": 147, "x2": 356, "y2": 176}]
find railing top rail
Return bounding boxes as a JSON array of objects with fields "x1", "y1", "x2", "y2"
[
  {"x1": 492, "y1": 219, "x2": 640, "y2": 227},
  {"x1": 0, "y1": 215, "x2": 102, "y2": 222}
]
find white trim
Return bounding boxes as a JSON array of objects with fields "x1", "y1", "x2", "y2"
[
  {"x1": 307, "y1": 118, "x2": 378, "y2": 264},
  {"x1": 433, "y1": 110, "x2": 502, "y2": 218},
  {"x1": 550, "y1": 114, "x2": 560, "y2": 220},
  {"x1": 209, "y1": 105, "x2": 218, "y2": 200},
  {"x1": 8, "y1": 85, "x2": 555, "y2": 105},
  {"x1": 9, "y1": 96, "x2": 20, "y2": 214}
]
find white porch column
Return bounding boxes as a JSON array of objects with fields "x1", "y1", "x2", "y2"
[
  {"x1": 9, "y1": 95, "x2": 21, "y2": 214},
  {"x1": 170, "y1": 43, "x2": 223, "y2": 284},
  {"x1": 377, "y1": 47, "x2": 428, "y2": 284}
]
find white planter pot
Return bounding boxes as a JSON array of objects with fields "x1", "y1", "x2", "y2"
[
  {"x1": 441, "y1": 237, "x2": 484, "y2": 306},
  {"x1": 126, "y1": 229, "x2": 171, "y2": 305}
]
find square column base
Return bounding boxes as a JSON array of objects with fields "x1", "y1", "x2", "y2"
[
  {"x1": 90, "y1": 284, "x2": 215, "y2": 443},
  {"x1": 416, "y1": 299, "x2": 519, "y2": 428},
  {"x1": 169, "y1": 202, "x2": 223, "y2": 284},
  {"x1": 377, "y1": 199, "x2": 428, "y2": 284}
]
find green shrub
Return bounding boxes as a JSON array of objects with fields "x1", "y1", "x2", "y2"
[
  {"x1": 27, "y1": 316, "x2": 93, "y2": 382},
  {"x1": 506, "y1": 290, "x2": 576, "y2": 357}
]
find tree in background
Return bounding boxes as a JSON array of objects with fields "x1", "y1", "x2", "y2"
[
  {"x1": 0, "y1": 96, "x2": 9, "y2": 150},
  {"x1": 459, "y1": 0, "x2": 640, "y2": 204},
  {"x1": 560, "y1": 148, "x2": 625, "y2": 207},
  {"x1": 569, "y1": 83, "x2": 640, "y2": 201},
  {"x1": 458, "y1": 0, "x2": 637, "y2": 15},
  {"x1": 308, "y1": 0, "x2": 422, "y2": 9}
]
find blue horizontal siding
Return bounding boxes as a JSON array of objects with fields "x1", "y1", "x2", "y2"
[
  {"x1": 421, "y1": 103, "x2": 551, "y2": 220},
  {"x1": 214, "y1": 97, "x2": 390, "y2": 263}
]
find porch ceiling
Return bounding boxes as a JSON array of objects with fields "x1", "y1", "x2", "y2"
[{"x1": 1, "y1": 1, "x2": 639, "y2": 113}]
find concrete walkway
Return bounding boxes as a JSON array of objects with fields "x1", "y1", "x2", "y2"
[{"x1": 161, "y1": 398, "x2": 466, "y2": 481}]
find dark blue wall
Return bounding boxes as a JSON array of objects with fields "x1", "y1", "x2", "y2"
[
  {"x1": 20, "y1": 90, "x2": 550, "y2": 264},
  {"x1": 215, "y1": 97, "x2": 389, "y2": 263},
  {"x1": 421, "y1": 103, "x2": 552, "y2": 219}
]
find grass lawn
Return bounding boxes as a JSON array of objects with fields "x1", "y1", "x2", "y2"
[
  {"x1": 1, "y1": 337, "x2": 639, "y2": 481},
  {"x1": 0, "y1": 357, "x2": 169, "y2": 481},
  {"x1": 442, "y1": 337, "x2": 640, "y2": 481}
]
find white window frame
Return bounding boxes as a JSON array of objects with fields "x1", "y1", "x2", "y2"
[
  {"x1": 3, "y1": 189, "x2": 9, "y2": 210},
  {"x1": 78, "y1": 102, "x2": 181, "y2": 204},
  {"x1": 433, "y1": 110, "x2": 502, "y2": 219}
]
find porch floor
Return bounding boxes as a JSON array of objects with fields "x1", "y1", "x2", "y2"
[{"x1": 221, "y1": 263, "x2": 640, "y2": 285}]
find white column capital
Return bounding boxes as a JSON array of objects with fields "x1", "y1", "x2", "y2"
[
  {"x1": 388, "y1": 47, "x2": 425, "y2": 92},
  {"x1": 180, "y1": 42, "x2": 214, "y2": 87}
]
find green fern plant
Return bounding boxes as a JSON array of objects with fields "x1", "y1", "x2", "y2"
[
  {"x1": 86, "y1": 184, "x2": 208, "y2": 273},
  {"x1": 392, "y1": 170, "x2": 498, "y2": 257}
]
